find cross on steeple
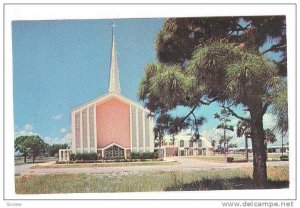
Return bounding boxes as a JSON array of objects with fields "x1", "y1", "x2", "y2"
[
  {"x1": 108, "y1": 21, "x2": 121, "y2": 94},
  {"x1": 110, "y1": 21, "x2": 117, "y2": 35}
]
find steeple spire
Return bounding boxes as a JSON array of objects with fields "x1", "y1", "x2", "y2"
[{"x1": 108, "y1": 21, "x2": 121, "y2": 94}]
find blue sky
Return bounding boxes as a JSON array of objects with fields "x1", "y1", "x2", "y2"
[{"x1": 12, "y1": 18, "x2": 287, "y2": 147}]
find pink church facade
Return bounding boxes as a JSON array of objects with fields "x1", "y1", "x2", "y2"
[
  {"x1": 96, "y1": 98, "x2": 131, "y2": 149},
  {"x1": 70, "y1": 23, "x2": 154, "y2": 159},
  {"x1": 70, "y1": 93, "x2": 154, "y2": 158}
]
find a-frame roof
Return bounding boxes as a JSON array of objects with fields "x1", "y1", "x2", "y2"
[{"x1": 71, "y1": 92, "x2": 150, "y2": 113}]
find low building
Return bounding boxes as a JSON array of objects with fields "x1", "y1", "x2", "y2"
[
  {"x1": 267, "y1": 145, "x2": 289, "y2": 153},
  {"x1": 156, "y1": 133, "x2": 214, "y2": 157},
  {"x1": 228, "y1": 145, "x2": 289, "y2": 154}
]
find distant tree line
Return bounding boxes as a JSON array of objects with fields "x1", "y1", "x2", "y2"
[{"x1": 14, "y1": 135, "x2": 69, "y2": 163}]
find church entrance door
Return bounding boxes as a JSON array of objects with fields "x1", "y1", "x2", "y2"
[{"x1": 104, "y1": 145, "x2": 124, "y2": 158}]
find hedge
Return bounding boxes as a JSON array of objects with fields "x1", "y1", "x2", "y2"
[
  {"x1": 280, "y1": 155, "x2": 289, "y2": 161},
  {"x1": 69, "y1": 153, "x2": 75, "y2": 161},
  {"x1": 69, "y1": 152, "x2": 159, "y2": 161},
  {"x1": 102, "y1": 157, "x2": 125, "y2": 161},
  {"x1": 131, "y1": 152, "x2": 158, "y2": 159},
  {"x1": 226, "y1": 157, "x2": 234, "y2": 163},
  {"x1": 70, "y1": 153, "x2": 98, "y2": 161}
]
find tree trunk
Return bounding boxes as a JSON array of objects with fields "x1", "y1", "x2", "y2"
[
  {"x1": 245, "y1": 136, "x2": 248, "y2": 162},
  {"x1": 250, "y1": 108, "x2": 267, "y2": 188},
  {"x1": 224, "y1": 129, "x2": 227, "y2": 157},
  {"x1": 265, "y1": 142, "x2": 268, "y2": 161},
  {"x1": 24, "y1": 156, "x2": 26, "y2": 163},
  {"x1": 281, "y1": 134, "x2": 284, "y2": 156}
]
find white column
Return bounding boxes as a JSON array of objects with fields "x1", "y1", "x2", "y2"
[
  {"x1": 149, "y1": 116, "x2": 154, "y2": 152},
  {"x1": 59, "y1": 150, "x2": 62, "y2": 161},
  {"x1": 87, "y1": 107, "x2": 90, "y2": 153},
  {"x1": 64, "y1": 150, "x2": 67, "y2": 161},
  {"x1": 71, "y1": 111, "x2": 76, "y2": 153},
  {"x1": 143, "y1": 111, "x2": 146, "y2": 152},
  {"x1": 67, "y1": 150, "x2": 70, "y2": 161},
  {"x1": 129, "y1": 105, "x2": 132, "y2": 150},
  {"x1": 80, "y1": 111, "x2": 83, "y2": 153},
  {"x1": 136, "y1": 108, "x2": 139, "y2": 152},
  {"x1": 94, "y1": 105, "x2": 97, "y2": 153}
]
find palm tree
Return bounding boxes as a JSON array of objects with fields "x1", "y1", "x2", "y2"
[
  {"x1": 211, "y1": 139, "x2": 216, "y2": 155},
  {"x1": 191, "y1": 128, "x2": 201, "y2": 144},
  {"x1": 265, "y1": 128, "x2": 277, "y2": 144},
  {"x1": 170, "y1": 134, "x2": 176, "y2": 146},
  {"x1": 226, "y1": 136, "x2": 233, "y2": 152},
  {"x1": 264, "y1": 128, "x2": 276, "y2": 161},
  {"x1": 270, "y1": 79, "x2": 288, "y2": 155},
  {"x1": 211, "y1": 139, "x2": 216, "y2": 149},
  {"x1": 218, "y1": 135, "x2": 225, "y2": 154},
  {"x1": 215, "y1": 108, "x2": 234, "y2": 156},
  {"x1": 271, "y1": 81, "x2": 288, "y2": 134},
  {"x1": 236, "y1": 120, "x2": 252, "y2": 161},
  {"x1": 154, "y1": 127, "x2": 165, "y2": 148}
]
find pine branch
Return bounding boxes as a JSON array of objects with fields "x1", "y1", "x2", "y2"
[
  {"x1": 224, "y1": 106, "x2": 252, "y2": 123},
  {"x1": 262, "y1": 102, "x2": 270, "y2": 115},
  {"x1": 191, "y1": 112, "x2": 197, "y2": 129},
  {"x1": 199, "y1": 98, "x2": 217, "y2": 105},
  {"x1": 182, "y1": 105, "x2": 198, "y2": 121},
  {"x1": 182, "y1": 97, "x2": 216, "y2": 123},
  {"x1": 261, "y1": 44, "x2": 286, "y2": 55}
]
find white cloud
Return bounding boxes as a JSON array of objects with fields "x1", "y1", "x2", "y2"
[
  {"x1": 14, "y1": 123, "x2": 38, "y2": 138},
  {"x1": 44, "y1": 133, "x2": 71, "y2": 145},
  {"x1": 60, "y1": 128, "x2": 67, "y2": 133},
  {"x1": 52, "y1": 114, "x2": 62, "y2": 120},
  {"x1": 15, "y1": 123, "x2": 72, "y2": 145},
  {"x1": 202, "y1": 128, "x2": 220, "y2": 139},
  {"x1": 24, "y1": 124, "x2": 33, "y2": 131}
]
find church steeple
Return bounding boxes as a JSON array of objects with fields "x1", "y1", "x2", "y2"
[{"x1": 108, "y1": 21, "x2": 121, "y2": 94}]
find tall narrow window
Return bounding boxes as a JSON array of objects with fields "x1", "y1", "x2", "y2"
[
  {"x1": 145, "y1": 113, "x2": 150, "y2": 148},
  {"x1": 189, "y1": 140, "x2": 193, "y2": 148},
  {"x1": 75, "y1": 112, "x2": 81, "y2": 148},
  {"x1": 131, "y1": 106, "x2": 137, "y2": 148},
  {"x1": 89, "y1": 105, "x2": 95, "y2": 148},
  {"x1": 82, "y1": 108, "x2": 88, "y2": 148},
  {"x1": 138, "y1": 109, "x2": 144, "y2": 148}
]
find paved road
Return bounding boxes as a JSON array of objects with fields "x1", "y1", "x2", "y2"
[{"x1": 15, "y1": 157, "x2": 288, "y2": 176}]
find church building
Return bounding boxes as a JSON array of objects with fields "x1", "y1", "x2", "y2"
[{"x1": 68, "y1": 23, "x2": 155, "y2": 159}]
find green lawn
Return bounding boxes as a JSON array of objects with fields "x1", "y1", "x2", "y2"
[
  {"x1": 15, "y1": 165, "x2": 289, "y2": 194},
  {"x1": 30, "y1": 160, "x2": 179, "y2": 169},
  {"x1": 187, "y1": 153, "x2": 287, "y2": 163},
  {"x1": 186, "y1": 155, "x2": 249, "y2": 163}
]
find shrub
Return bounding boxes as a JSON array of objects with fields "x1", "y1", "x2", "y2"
[
  {"x1": 73, "y1": 153, "x2": 98, "y2": 161},
  {"x1": 69, "y1": 153, "x2": 75, "y2": 161},
  {"x1": 131, "y1": 152, "x2": 158, "y2": 159},
  {"x1": 103, "y1": 157, "x2": 125, "y2": 161},
  {"x1": 83, "y1": 153, "x2": 97, "y2": 160},
  {"x1": 227, "y1": 157, "x2": 234, "y2": 163},
  {"x1": 280, "y1": 155, "x2": 289, "y2": 161}
]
